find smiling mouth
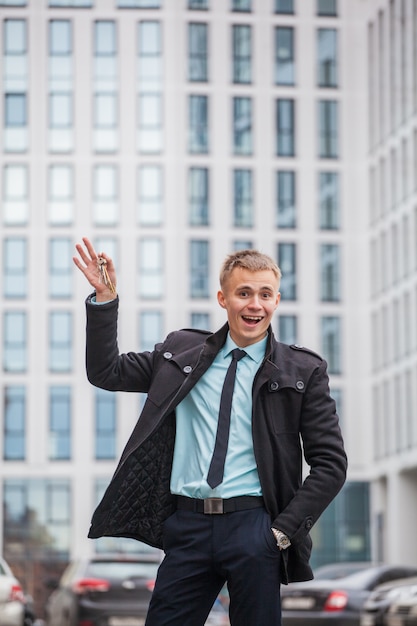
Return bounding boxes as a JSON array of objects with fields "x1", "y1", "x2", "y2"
[{"x1": 242, "y1": 315, "x2": 263, "y2": 325}]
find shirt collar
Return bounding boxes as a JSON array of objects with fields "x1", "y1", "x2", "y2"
[{"x1": 223, "y1": 333, "x2": 267, "y2": 364}]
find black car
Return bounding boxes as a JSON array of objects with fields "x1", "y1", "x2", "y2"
[
  {"x1": 281, "y1": 562, "x2": 417, "y2": 626},
  {"x1": 360, "y1": 575, "x2": 417, "y2": 626},
  {"x1": 45, "y1": 553, "x2": 161, "y2": 626}
]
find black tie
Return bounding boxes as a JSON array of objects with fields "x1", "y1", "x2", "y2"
[{"x1": 207, "y1": 348, "x2": 247, "y2": 489}]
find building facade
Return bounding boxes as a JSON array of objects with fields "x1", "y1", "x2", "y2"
[{"x1": 1, "y1": 0, "x2": 415, "y2": 615}]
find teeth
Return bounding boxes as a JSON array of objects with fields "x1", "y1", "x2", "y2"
[{"x1": 244, "y1": 316, "x2": 262, "y2": 321}]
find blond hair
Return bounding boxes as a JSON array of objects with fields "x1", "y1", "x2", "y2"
[{"x1": 219, "y1": 249, "x2": 281, "y2": 289}]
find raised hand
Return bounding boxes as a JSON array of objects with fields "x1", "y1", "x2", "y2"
[{"x1": 73, "y1": 237, "x2": 117, "y2": 301}]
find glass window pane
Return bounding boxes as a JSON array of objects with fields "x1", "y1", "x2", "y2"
[
  {"x1": 5, "y1": 20, "x2": 26, "y2": 54},
  {"x1": 95, "y1": 390, "x2": 116, "y2": 460},
  {"x1": 49, "y1": 312, "x2": 72, "y2": 372},
  {"x1": 190, "y1": 240, "x2": 209, "y2": 298},
  {"x1": 3, "y1": 386, "x2": 26, "y2": 460},
  {"x1": 278, "y1": 243, "x2": 296, "y2": 300},
  {"x1": 319, "y1": 100, "x2": 338, "y2": 158},
  {"x1": 275, "y1": 27, "x2": 295, "y2": 85},
  {"x1": 232, "y1": 25, "x2": 251, "y2": 83},
  {"x1": 278, "y1": 315, "x2": 297, "y2": 344},
  {"x1": 319, "y1": 172, "x2": 340, "y2": 229},
  {"x1": 234, "y1": 169, "x2": 253, "y2": 227},
  {"x1": 317, "y1": 29, "x2": 338, "y2": 87},
  {"x1": 321, "y1": 316, "x2": 342, "y2": 374},
  {"x1": 138, "y1": 165, "x2": 163, "y2": 225},
  {"x1": 189, "y1": 167, "x2": 209, "y2": 225},
  {"x1": 49, "y1": 20, "x2": 71, "y2": 55},
  {"x1": 233, "y1": 97, "x2": 252, "y2": 155},
  {"x1": 320, "y1": 243, "x2": 340, "y2": 301},
  {"x1": 189, "y1": 95, "x2": 208, "y2": 153},
  {"x1": 277, "y1": 171, "x2": 296, "y2": 228},
  {"x1": 5, "y1": 94, "x2": 26, "y2": 126},
  {"x1": 276, "y1": 99, "x2": 295, "y2": 157},
  {"x1": 4, "y1": 238, "x2": 27, "y2": 298},
  {"x1": 189, "y1": 23, "x2": 208, "y2": 82},
  {"x1": 139, "y1": 311, "x2": 163, "y2": 351},
  {"x1": 3, "y1": 312, "x2": 26, "y2": 372},
  {"x1": 275, "y1": 0, "x2": 294, "y2": 13},
  {"x1": 318, "y1": 0, "x2": 337, "y2": 16}
]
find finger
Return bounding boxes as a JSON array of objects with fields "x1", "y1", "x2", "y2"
[{"x1": 81, "y1": 237, "x2": 98, "y2": 260}]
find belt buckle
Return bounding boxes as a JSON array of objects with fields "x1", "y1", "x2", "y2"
[{"x1": 203, "y1": 498, "x2": 224, "y2": 514}]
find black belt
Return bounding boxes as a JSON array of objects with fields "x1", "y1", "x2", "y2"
[{"x1": 176, "y1": 495, "x2": 264, "y2": 515}]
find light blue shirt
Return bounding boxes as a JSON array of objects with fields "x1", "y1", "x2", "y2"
[{"x1": 170, "y1": 333, "x2": 267, "y2": 499}]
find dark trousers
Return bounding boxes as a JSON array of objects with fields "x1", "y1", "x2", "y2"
[{"x1": 145, "y1": 506, "x2": 282, "y2": 626}]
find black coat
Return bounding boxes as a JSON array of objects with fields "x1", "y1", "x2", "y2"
[{"x1": 85, "y1": 295, "x2": 347, "y2": 583}]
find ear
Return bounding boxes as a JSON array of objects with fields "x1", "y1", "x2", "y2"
[
  {"x1": 217, "y1": 290, "x2": 226, "y2": 309},
  {"x1": 275, "y1": 292, "x2": 281, "y2": 308}
]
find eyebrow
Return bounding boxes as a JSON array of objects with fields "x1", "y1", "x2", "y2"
[{"x1": 237, "y1": 284, "x2": 275, "y2": 292}]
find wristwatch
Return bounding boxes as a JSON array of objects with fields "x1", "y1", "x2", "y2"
[{"x1": 271, "y1": 528, "x2": 291, "y2": 550}]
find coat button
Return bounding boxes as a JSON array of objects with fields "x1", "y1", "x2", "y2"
[
  {"x1": 296, "y1": 380, "x2": 305, "y2": 391},
  {"x1": 183, "y1": 365, "x2": 192, "y2": 374},
  {"x1": 270, "y1": 381, "x2": 279, "y2": 391},
  {"x1": 163, "y1": 352, "x2": 172, "y2": 360},
  {"x1": 305, "y1": 518, "x2": 313, "y2": 530}
]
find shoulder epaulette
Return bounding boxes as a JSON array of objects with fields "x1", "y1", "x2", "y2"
[
  {"x1": 290, "y1": 344, "x2": 323, "y2": 360},
  {"x1": 179, "y1": 327, "x2": 212, "y2": 336}
]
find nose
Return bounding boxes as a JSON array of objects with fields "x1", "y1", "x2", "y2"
[{"x1": 247, "y1": 294, "x2": 262, "y2": 309}]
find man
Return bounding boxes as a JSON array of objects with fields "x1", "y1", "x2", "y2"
[{"x1": 73, "y1": 237, "x2": 347, "y2": 626}]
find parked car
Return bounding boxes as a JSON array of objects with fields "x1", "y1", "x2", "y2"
[
  {"x1": 281, "y1": 562, "x2": 417, "y2": 626},
  {"x1": 45, "y1": 553, "x2": 161, "y2": 626},
  {"x1": 0, "y1": 556, "x2": 30, "y2": 626},
  {"x1": 385, "y1": 580, "x2": 417, "y2": 626},
  {"x1": 360, "y1": 575, "x2": 417, "y2": 626}
]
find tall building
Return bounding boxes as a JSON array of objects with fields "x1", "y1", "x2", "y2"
[{"x1": 1, "y1": 0, "x2": 415, "y2": 615}]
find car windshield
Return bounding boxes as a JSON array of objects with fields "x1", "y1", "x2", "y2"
[
  {"x1": 313, "y1": 563, "x2": 375, "y2": 581},
  {"x1": 86, "y1": 561, "x2": 159, "y2": 580}
]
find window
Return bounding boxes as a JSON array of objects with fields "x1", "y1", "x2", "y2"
[
  {"x1": 277, "y1": 171, "x2": 296, "y2": 228},
  {"x1": 3, "y1": 386, "x2": 25, "y2": 461},
  {"x1": 49, "y1": 238, "x2": 72, "y2": 299},
  {"x1": 4, "y1": 238, "x2": 27, "y2": 298},
  {"x1": 138, "y1": 238, "x2": 163, "y2": 299},
  {"x1": 189, "y1": 23, "x2": 208, "y2": 82},
  {"x1": 49, "y1": 386, "x2": 71, "y2": 460},
  {"x1": 137, "y1": 22, "x2": 162, "y2": 153},
  {"x1": 95, "y1": 390, "x2": 116, "y2": 460},
  {"x1": 278, "y1": 315, "x2": 297, "y2": 344},
  {"x1": 189, "y1": 167, "x2": 209, "y2": 225},
  {"x1": 276, "y1": 99, "x2": 295, "y2": 157},
  {"x1": 0, "y1": 0, "x2": 27, "y2": 5},
  {"x1": 188, "y1": 0, "x2": 208, "y2": 8},
  {"x1": 190, "y1": 240, "x2": 209, "y2": 298},
  {"x1": 318, "y1": 100, "x2": 338, "y2": 158},
  {"x1": 138, "y1": 165, "x2": 163, "y2": 225},
  {"x1": 5, "y1": 94, "x2": 26, "y2": 128},
  {"x1": 232, "y1": 25, "x2": 251, "y2": 84},
  {"x1": 49, "y1": 20, "x2": 72, "y2": 57},
  {"x1": 2, "y1": 165, "x2": 28, "y2": 225},
  {"x1": 138, "y1": 94, "x2": 163, "y2": 153},
  {"x1": 3, "y1": 478, "x2": 71, "y2": 561},
  {"x1": 118, "y1": 0, "x2": 161, "y2": 6},
  {"x1": 319, "y1": 171, "x2": 339, "y2": 229},
  {"x1": 233, "y1": 240, "x2": 252, "y2": 250},
  {"x1": 320, "y1": 243, "x2": 340, "y2": 301},
  {"x1": 317, "y1": 0, "x2": 337, "y2": 16},
  {"x1": 48, "y1": 164, "x2": 73, "y2": 225},
  {"x1": 49, "y1": 0, "x2": 92, "y2": 6},
  {"x1": 274, "y1": 0, "x2": 294, "y2": 13},
  {"x1": 189, "y1": 95, "x2": 208, "y2": 153},
  {"x1": 49, "y1": 311, "x2": 72, "y2": 372},
  {"x1": 321, "y1": 316, "x2": 342, "y2": 374},
  {"x1": 93, "y1": 165, "x2": 118, "y2": 225},
  {"x1": 275, "y1": 27, "x2": 295, "y2": 86},
  {"x1": 278, "y1": 243, "x2": 296, "y2": 300},
  {"x1": 233, "y1": 97, "x2": 252, "y2": 155},
  {"x1": 233, "y1": 169, "x2": 253, "y2": 227},
  {"x1": 139, "y1": 311, "x2": 163, "y2": 352},
  {"x1": 232, "y1": 0, "x2": 251, "y2": 11},
  {"x1": 4, "y1": 19, "x2": 26, "y2": 55},
  {"x1": 49, "y1": 21, "x2": 73, "y2": 152},
  {"x1": 317, "y1": 29, "x2": 338, "y2": 87},
  {"x1": 4, "y1": 19, "x2": 27, "y2": 153},
  {"x1": 3, "y1": 311, "x2": 26, "y2": 372},
  {"x1": 190, "y1": 313, "x2": 210, "y2": 329},
  {"x1": 94, "y1": 21, "x2": 117, "y2": 152}
]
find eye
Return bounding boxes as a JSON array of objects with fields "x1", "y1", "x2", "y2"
[{"x1": 239, "y1": 291, "x2": 249, "y2": 297}]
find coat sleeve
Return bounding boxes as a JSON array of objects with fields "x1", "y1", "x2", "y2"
[
  {"x1": 272, "y1": 360, "x2": 347, "y2": 545},
  {"x1": 85, "y1": 294, "x2": 158, "y2": 392}
]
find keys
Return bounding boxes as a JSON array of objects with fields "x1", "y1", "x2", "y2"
[{"x1": 97, "y1": 257, "x2": 116, "y2": 294}]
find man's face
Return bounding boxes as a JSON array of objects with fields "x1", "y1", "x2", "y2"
[{"x1": 217, "y1": 267, "x2": 281, "y2": 347}]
